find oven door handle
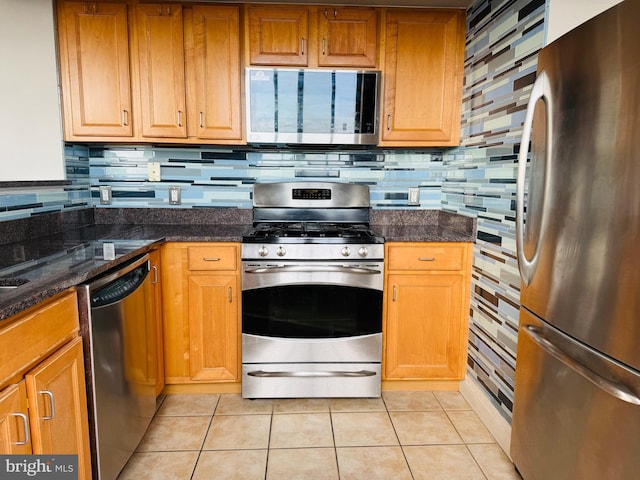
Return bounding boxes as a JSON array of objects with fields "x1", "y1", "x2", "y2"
[
  {"x1": 247, "y1": 370, "x2": 377, "y2": 378},
  {"x1": 244, "y1": 265, "x2": 382, "y2": 275}
]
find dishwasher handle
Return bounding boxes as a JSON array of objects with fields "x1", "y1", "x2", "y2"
[{"x1": 90, "y1": 260, "x2": 150, "y2": 308}]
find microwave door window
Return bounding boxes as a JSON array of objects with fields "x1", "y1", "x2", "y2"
[
  {"x1": 249, "y1": 70, "x2": 276, "y2": 133},
  {"x1": 302, "y1": 71, "x2": 333, "y2": 133},
  {"x1": 275, "y1": 71, "x2": 299, "y2": 133},
  {"x1": 333, "y1": 73, "x2": 358, "y2": 134}
]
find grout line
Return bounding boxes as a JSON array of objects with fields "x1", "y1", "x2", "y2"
[
  {"x1": 264, "y1": 409, "x2": 274, "y2": 480},
  {"x1": 381, "y1": 394, "x2": 416, "y2": 480}
]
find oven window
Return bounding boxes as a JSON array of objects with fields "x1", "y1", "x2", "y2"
[{"x1": 242, "y1": 285, "x2": 382, "y2": 338}]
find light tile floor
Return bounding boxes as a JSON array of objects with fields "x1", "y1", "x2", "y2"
[{"x1": 119, "y1": 391, "x2": 521, "y2": 480}]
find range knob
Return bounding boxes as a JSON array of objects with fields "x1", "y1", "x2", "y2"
[
  {"x1": 341, "y1": 246, "x2": 351, "y2": 257},
  {"x1": 258, "y1": 246, "x2": 269, "y2": 257},
  {"x1": 358, "y1": 247, "x2": 369, "y2": 257},
  {"x1": 276, "y1": 246, "x2": 287, "y2": 257}
]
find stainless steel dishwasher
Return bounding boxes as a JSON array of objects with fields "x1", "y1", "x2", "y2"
[{"x1": 78, "y1": 254, "x2": 158, "y2": 480}]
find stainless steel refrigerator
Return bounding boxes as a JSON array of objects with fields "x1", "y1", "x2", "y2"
[{"x1": 511, "y1": 1, "x2": 640, "y2": 479}]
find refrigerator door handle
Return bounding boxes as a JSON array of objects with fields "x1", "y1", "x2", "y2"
[
  {"x1": 516, "y1": 70, "x2": 553, "y2": 286},
  {"x1": 523, "y1": 324, "x2": 640, "y2": 406}
]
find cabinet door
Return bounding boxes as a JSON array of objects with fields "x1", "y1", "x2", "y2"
[
  {"x1": 381, "y1": 9, "x2": 465, "y2": 146},
  {"x1": 385, "y1": 273, "x2": 467, "y2": 380},
  {"x1": 0, "y1": 382, "x2": 31, "y2": 454},
  {"x1": 26, "y1": 337, "x2": 91, "y2": 480},
  {"x1": 318, "y1": 7, "x2": 377, "y2": 67},
  {"x1": 136, "y1": 4, "x2": 187, "y2": 138},
  {"x1": 58, "y1": 2, "x2": 132, "y2": 138},
  {"x1": 188, "y1": 274, "x2": 239, "y2": 381},
  {"x1": 248, "y1": 5, "x2": 309, "y2": 66},
  {"x1": 191, "y1": 5, "x2": 242, "y2": 140}
]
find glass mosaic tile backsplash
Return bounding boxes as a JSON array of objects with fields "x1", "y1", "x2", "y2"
[{"x1": 0, "y1": 145, "x2": 446, "y2": 221}]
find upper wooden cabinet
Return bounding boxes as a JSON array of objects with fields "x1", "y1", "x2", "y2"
[
  {"x1": 248, "y1": 5, "x2": 309, "y2": 66},
  {"x1": 380, "y1": 9, "x2": 465, "y2": 147},
  {"x1": 57, "y1": 1, "x2": 133, "y2": 139},
  {"x1": 57, "y1": 1, "x2": 243, "y2": 144},
  {"x1": 56, "y1": 3, "x2": 465, "y2": 147},
  {"x1": 247, "y1": 5, "x2": 378, "y2": 68},
  {"x1": 189, "y1": 5, "x2": 243, "y2": 141},
  {"x1": 135, "y1": 4, "x2": 187, "y2": 138},
  {"x1": 317, "y1": 7, "x2": 377, "y2": 68}
]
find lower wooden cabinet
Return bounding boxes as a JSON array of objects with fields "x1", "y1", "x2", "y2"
[
  {"x1": 0, "y1": 292, "x2": 91, "y2": 479},
  {"x1": 161, "y1": 242, "x2": 241, "y2": 384},
  {"x1": 26, "y1": 338, "x2": 91, "y2": 466},
  {"x1": 383, "y1": 242, "x2": 472, "y2": 381}
]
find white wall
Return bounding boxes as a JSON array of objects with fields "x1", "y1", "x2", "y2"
[
  {"x1": 0, "y1": 0, "x2": 65, "y2": 181},
  {"x1": 545, "y1": 0, "x2": 623, "y2": 45}
]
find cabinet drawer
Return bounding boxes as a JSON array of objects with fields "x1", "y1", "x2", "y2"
[
  {"x1": 0, "y1": 291, "x2": 79, "y2": 388},
  {"x1": 387, "y1": 243, "x2": 467, "y2": 271},
  {"x1": 188, "y1": 245, "x2": 237, "y2": 271}
]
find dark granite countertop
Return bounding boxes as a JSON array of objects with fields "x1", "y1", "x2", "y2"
[
  {"x1": 0, "y1": 207, "x2": 475, "y2": 322},
  {"x1": 372, "y1": 224, "x2": 475, "y2": 242},
  {"x1": 0, "y1": 221, "x2": 252, "y2": 321}
]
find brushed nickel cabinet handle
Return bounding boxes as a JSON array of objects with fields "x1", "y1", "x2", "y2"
[
  {"x1": 40, "y1": 390, "x2": 55, "y2": 420},
  {"x1": 393, "y1": 286, "x2": 397, "y2": 301},
  {"x1": 419, "y1": 257, "x2": 436, "y2": 261},
  {"x1": 122, "y1": 109, "x2": 129, "y2": 126},
  {"x1": 151, "y1": 265, "x2": 158, "y2": 284},
  {"x1": 203, "y1": 257, "x2": 221, "y2": 262},
  {"x1": 322, "y1": 38, "x2": 326, "y2": 55},
  {"x1": 301, "y1": 37, "x2": 305, "y2": 55},
  {"x1": 228, "y1": 287, "x2": 232, "y2": 303},
  {"x1": 11, "y1": 413, "x2": 29, "y2": 445},
  {"x1": 177, "y1": 110, "x2": 183, "y2": 127},
  {"x1": 387, "y1": 114, "x2": 391, "y2": 130},
  {"x1": 199, "y1": 112, "x2": 204, "y2": 128}
]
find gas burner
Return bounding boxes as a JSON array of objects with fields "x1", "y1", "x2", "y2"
[{"x1": 244, "y1": 222, "x2": 382, "y2": 243}]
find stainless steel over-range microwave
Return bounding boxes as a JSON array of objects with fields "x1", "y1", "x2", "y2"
[{"x1": 245, "y1": 67, "x2": 381, "y2": 146}]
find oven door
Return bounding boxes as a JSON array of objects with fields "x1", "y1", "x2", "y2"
[
  {"x1": 241, "y1": 260, "x2": 383, "y2": 341},
  {"x1": 241, "y1": 260, "x2": 383, "y2": 398}
]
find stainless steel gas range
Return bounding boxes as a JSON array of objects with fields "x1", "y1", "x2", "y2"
[{"x1": 241, "y1": 182, "x2": 384, "y2": 398}]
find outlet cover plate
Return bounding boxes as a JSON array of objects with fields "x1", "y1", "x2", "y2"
[
  {"x1": 148, "y1": 162, "x2": 161, "y2": 182},
  {"x1": 99, "y1": 186, "x2": 112, "y2": 205},
  {"x1": 169, "y1": 186, "x2": 181, "y2": 205},
  {"x1": 408, "y1": 187, "x2": 420, "y2": 206}
]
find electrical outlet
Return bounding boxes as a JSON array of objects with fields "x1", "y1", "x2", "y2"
[
  {"x1": 99, "y1": 186, "x2": 112, "y2": 205},
  {"x1": 408, "y1": 187, "x2": 420, "y2": 206},
  {"x1": 148, "y1": 162, "x2": 161, "y2": 182},
  {"x1": 169, "y1": 186, "x2": 181, "y2": 205}
]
